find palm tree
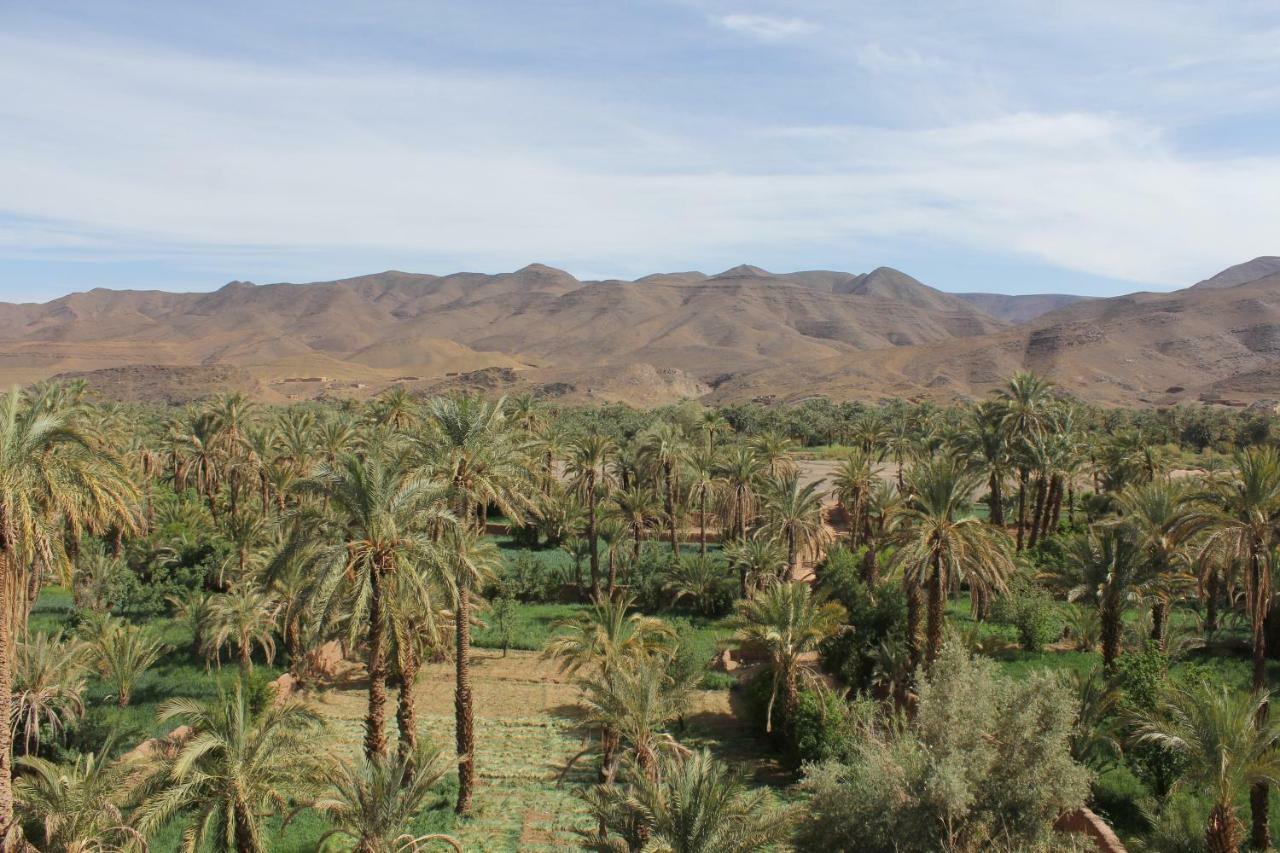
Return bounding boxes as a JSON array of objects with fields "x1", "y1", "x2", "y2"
[
  {"x1": 312, "y1": 740, "x2": 461, "y2": 853},
  {"x1": 697, "y1": 409, "x2": 731, "y2": 454},
  {"x1": 639, "y1": 422, "x2": 688, "y2": 556},
  {"x1": 1116, "y1": 478, "x2": 1199, "y2": 649},
  {"x1": 291, "y1": 451, "x2": 453, "y2": 762},
  {"x1": 578, "y1": 749, "x2": 792, "y2": 853},
  {"x1": 995, "y1": 371, "x2": 1054, "y2": 550},
  {"x1": 723, "y1": 535, "x2": 786, "y2": 596},
  {"x1": 168, "y1": 587, "x2": 215, "y2": 659},
  {"x1": 1134, "y1": 683, "x2": 1280, "y2": 853},
  {"x1": 663, "y1": 555, "x2": 728, "y2": 617},
  {"x1": 15, "y1": 746, "x2": 142, "y2": 852},
  {"x1": 612, "y1": 485, "x2": 661, "y2": 569},
  {"x1": 713, "y1": 446, "x2": 764, "y2": 541},
  {"x1": 577, "y1": 654, "x2": 692, "y2": 783},
  {"x1": 732, "y1": 581, "x2": 845, "y2": 733},
  {"x1": 543, "y1": 593, "x2": 673, "y2": 679},
  {"x1": 91, "y1": 621, "x2": 164, "y2": 707},
  {"x1": 0, "y1": 388, "x2": 138, "y2": 828},
  {"x1": 1195, "y1": 447, "x2": 1280, "y2": 848},
  {"x1": 567, "y1": 431, "x2": 616, "y2": 598},
  {"x1": 892, "y1": 455, "x2": 1014, "y2": 664},
  {"x1": 207, "y1": 584, "x2": 280, "y2": 673},
  {"x1": 1044, "y1": 525, "x2": 1144, "y2": 668},
  {"x1": 953, "y1": 400, "x2": 1010, "y2": 527},
  {"x1": 757, "y1": 473, "x2": 831, "y2": 578},
  {"x1": 830, "y1": 448, "x2": 876, "y2": 545},
  {"x1": 11, "y1": 631, "x2": 87, "y2": 755},
  {"x1": 134, "y1": 679, "x2": 329, "y2": 853},
  {"x1": 747, "y1": 431, "x2": 796, "y2": 478},
  {"x1": 597, "y1": 514, "x2": 628, "y2": 595},
  {"x1": 860, "y1": 480, "x2": 903, "y2": 588},
  {"x1": 686, "y1": 446, "x2": 718, "y2": 556}
]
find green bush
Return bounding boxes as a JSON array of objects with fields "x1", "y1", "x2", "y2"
[
  {"x1": 995, "y1": 573, "x2": 1061, "y2": 652},
  {"x1": 790, "y1": 687, "x2": 858, "y2": 765},
  {"x1": 816, "y1": 572, "x2": 906, "y2": 691}
]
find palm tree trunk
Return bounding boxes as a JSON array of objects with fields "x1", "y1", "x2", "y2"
[
  {"x1": 365, "y1": 564, "x2": 389, "y2": 760},
  {"x1": 904, "y1": 573, "x2": 923, "y2": 668},
  {"x1": 607, "y1": 549, "x2": 617, "y2": 596},
  {"x1": 699, "y1": 490, "x2": 707, "y2": 556},
  {"x1": 665, "y1": 463, "x2": 678, "y2": 557},
  {"x1": 1101, "y1": 601, "x2": 1121, "y2": 669},
  {"x1": 455, "y1": 573, "x2": 476, "y2": 814},
  {"x1": 234, "y1": 797, "x2": 260, "y2": 853},
  {"x1": 239, "y1": 632, "x2": 252, "y2": 673},
  {"x1": 926, "y1": 561, "x2": 945, "y2": 665},
  {"x1": 1151, "y1": 599, "x2": 1168, "y2": 651},
  {"x1": 787, "y1": 529, "x2": 797, "y2": 579},
  {"x1": 1016, "y1": 467, "x2": 1029, "y2": 551},
  {"x1": 1207, "y1": 569, "x2": 1221, "y2": 632},
  {"x1": 587, "y1": 471, "x2": 600, "y2": 598},
  {"x1": 1251, "y1": 781, "x2": 1269, "y2": 852},
  {"x1": 397, "y1": 641, "x2": 419, "y2": 761},
  {"x1": 989, "y1": 472, "x2": 1004, "y2": 527},
  {"x1": 1028, "y1": 475, "x2": 1047, "y2": 548},
  {"x1": 1206, "y1": 799, "x2": 1241, "y2": 853},
  {"x1": 0, "y1": 552, "x2": 15, "y2": 834},
  {"x1": 862, "y1": 543, "x2": 879, "y2": 586}
]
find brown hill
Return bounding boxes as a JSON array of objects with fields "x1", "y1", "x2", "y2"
[{"x1": 6, "y1": 258, "x2": 1280, "y2": 407}]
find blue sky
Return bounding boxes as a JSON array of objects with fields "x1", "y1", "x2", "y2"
[{"x1": 3, "y1": 1, "x2": 1279, "y2": 302}]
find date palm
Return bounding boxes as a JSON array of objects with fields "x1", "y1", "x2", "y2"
[
  {"x1": 312, "y1": 740, "x2": 461, "y2": 853},
  {"x1": 577, "y1": 654, "x2": 692, "y2": 783},
  {"x1": 757, "y1": 473, "x2": 831, "y2": 578},
  {"x1": 1043, "y1": 525, "x2": 1144, "y2": 668},
  {"x1": 713, "y1": 446, "x2": 764, "y2": 542},
  {"x1": 11, "y1": 631, "x2": 87, "y2": 755},
  {"x1": 723, "y1": 535, "x2": 786, "y2": 596},
  {"x1": 134, "y1": 679, "x2": 329, "y2": 853},
  {"x1": 952, "y1": 400, "x2": 1010, "y2": 527},
  {"x1": 686, "y1": 446, "x2": 718, "y2": 556},
  {"x1": 733, "y1": 581, "x2": 846, "y2": 733},
  {"x1": 91, "y1": 621, "x2": 165, "y2": 707},
  {"x1": 860, "y1": 480, "x2": 903, "y2": 587},
  {"x1": 892, "y1": 455, "x2": 1014, "y2": 665},
  {"x1": 543, "y1": 593, "x2": 673, "y2": 679},
  {"x1": 639, "y1": 422, "x2": 688, "y2": 557},
  {"x1": 612, "y1": 485, "x2": 661, "y2": 569},
  {"x1": 0, "y1": 388, "x2": 138, "y2": 829},
  {"x1": 206, "y1": 584, "x2": 280, "y2": 673},
  {"x1": 1134, "y1": 683, "x2": 1280, "y2": 853},
  {"x1": 15, "y1": 746, "x2": 142, "y2": 853},
  {"x1": 747, "y1": 431, "x2": 796, "y2": 479},
  {"x1": 578, "y1": 749, "x2": 792, "y2": 853},
  {"x1": 290, "y1": 452, "x2": 453, "y2": 762},
  {"x1": 830, "y1": 448, "x2": 876, "y2": 546},
  {"x1": 1194, "y1": 447, "x2": 1280, "y2": 848},
  {"x1": 1116, "y1": 478, "x2": 1199, "y2": 649},
  {"x1": 995, "y1": 371, "x2": 1054, "y2": 550},
  {"x1": 567, "y1": 431, "x2": 617, "y2": 598}
]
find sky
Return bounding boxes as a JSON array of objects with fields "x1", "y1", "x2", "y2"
[{"x1": 2, "y1": 1, "x2": 1279, "y2": 302}]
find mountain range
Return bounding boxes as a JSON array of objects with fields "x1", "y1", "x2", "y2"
[{"x1": 5, "y1": 256, "x2": 1279, "y2": 407}]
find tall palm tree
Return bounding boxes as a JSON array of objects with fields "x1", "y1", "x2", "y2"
[
  {"x1": 567, "y1": 431, "x2": 616, "y2": 598},
  {"x1": 134, "y1": 680, "x2": 329, "y2": 853},
  {"x1": 312, "y1": 740, "x2": 461, "y2": 853},
  {"x1": 732, "y1": 581, "x2": 845, "y2": 733},
  {"x1": 1116, "y1": 478, "x2": 1199, "y2": 650},
  {"x1": 1043, "y1": 525, "x2": 1145, "y2": 668},
  {"x1": 0, "y1": 388, "x2": 138, "y2": 830},
  {"x1": 577, "y1": 654, "x2": 692, "y2": 783},
  {"x1": 995, "y1": 371, "x2": 1054, "y2": 550},
  {"x1": 892, "y1": 455, "x2": 1014, "y2": 665},
  {"x1": 685, "y1": 446, "x2": 719, "y2": 556},
  {"x1": 830, "y1": 448, "x2": 876, "y2": 545},
  {"x1": 757, "y1": 473, "x2": 831, "y2": 578},
  {"x1": 438, "y1": 525, "x2": 500, "y2": 812},
  {"x1": 860, "y1": 480, "x2": 903, "y2": 587},
  {"x1": 1195, "y1": 447, "x2": 1280, "y2": 849},
  {"x1": 612, "y1": 485, "x2": 662, "y2": 570},
  {"x1": 639, "y1": 422, "x2": 688, "y2": 556},
  {"x1": 953, "y1": 400, "x2": 1010, "y2": 527},
  {"x1": 713, "y1": 446, "x2": 764, "y2": 542},
  {"x1": 543, "y1": 593, "x2": 673, "y2": 679},
  {"x1": 578, "y1": 749, "x2": 793, "y2": 853},
  {"x1": 697, "y1": 409, "x2": 731, "y2": 454},
  {"x1": 748, "y1": 431, "x2": 796, "y2": 479},
  {"x1": 1134, "y1": 683, "x2": 1280, "y2": 853},
  {"x1": 290, "y1": 451, "x2": 452, "y2": 762}
]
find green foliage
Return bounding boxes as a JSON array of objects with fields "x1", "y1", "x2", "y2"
[
  {"x1": 663, "y1": 553, "x2": 736, "y2": 617},
  {"x1": 799, "y1": 644, "x2": 1092, "y2": 853},
  {"x1": 816, "y1": 573, "x2": 906, "y2": 691},
  {"x1": 789, "y1": 687, "x2": 859, "y2": 765},
  {"x1": 994, "y1": 571, "x2": 1061, "y2": 652},
  {"x1": 488, "y1": 592, "x2": 518, "y2": 655},
  {"x1": 1113, "y1": 646, "x2": 1186, "y2": 798}
]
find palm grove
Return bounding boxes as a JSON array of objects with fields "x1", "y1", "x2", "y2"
[{"x1": 6, "y1": 375, "x2": 1280, "y2": 851}]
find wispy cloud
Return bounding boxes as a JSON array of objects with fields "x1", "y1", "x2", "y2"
[{"x1": 714, "y1": 14, "x2": 816, "y2": 41}]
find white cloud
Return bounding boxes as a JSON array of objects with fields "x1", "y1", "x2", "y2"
[
  {"x1": 714, "y1": 13, "x2": 816, "y2": 41},
  {"x1": 0, "y1": 22, "x2": 1278, "y2": 293}
]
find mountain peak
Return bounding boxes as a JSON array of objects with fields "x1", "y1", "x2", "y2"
[
  {"x1": 711, "y1": 264, "x2": 773, "y2": 279},
  {"x1": 1190, "y1": 257, "x2": 1280, "y2": 290}
]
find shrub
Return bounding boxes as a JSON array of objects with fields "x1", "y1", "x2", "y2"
[
  {"x1": 995, "y1": 572, "x2": 1061, "y2": 652},
  {"x1": 799, "y1": 644, "x2": 1092, "y2": 853},
  {"x1": 816, "y1": 574, "x2": 906, "y2": 691},
  {"x1": 789, "y1": 687, "x2": 858, "y2": 765}
]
